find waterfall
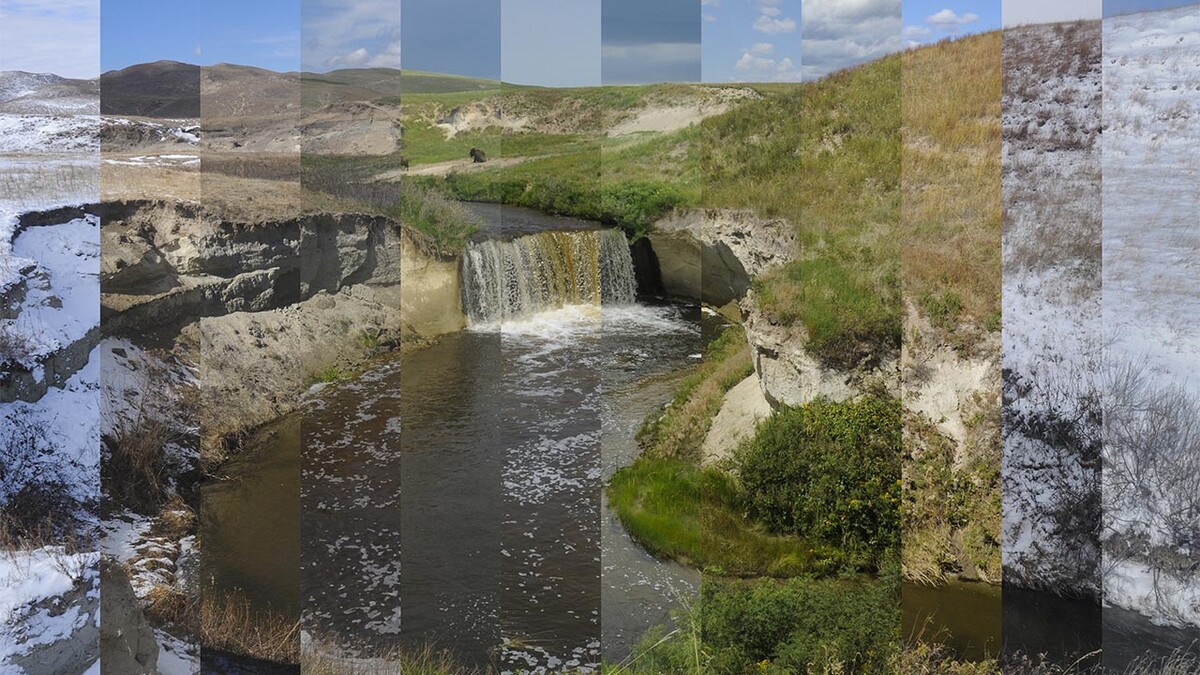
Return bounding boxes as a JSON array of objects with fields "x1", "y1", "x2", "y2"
[{"x1": 461, "y1": 229, "x2": 637, "y2": 325}]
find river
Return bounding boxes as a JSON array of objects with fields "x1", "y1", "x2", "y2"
[
  {"x1": 202, "y1": 204, "x2": 718, "y2": 672},
  {"x1": 199, "y1": 203, "x2": 1200, "y2": 673}
]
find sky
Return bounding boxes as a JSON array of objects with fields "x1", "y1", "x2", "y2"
[
  {"x1": 703, "y1": 0, "x2": 802, "y2": 83},
  {"x1": 101, "y1": 0, "x2": 300, "y2": 73},
  {"x1": 503, "y1": 0, "x2": 600, "y2": 87},
  {"x1": 303, "y1": 0, "x2": 399, "y2": 71},
  {"x1": 801, "y1": 0, "x2": 903, "y2": 79},
  {"x1": 1103, "y1": 0, "x2": 1198, "y2": 16},
  {"x1": 904, "y1": 2, "x2": 1001, "y2": 48},
  {"x1": 1003, "y1": 0, "x2": 1100, "y2": 24},
  {"x1": 400, "y1": 0, "x2": 499, "y2": 79},
  {"x1": 602, "y1": 0, "x2": 700, "y2": 84},
  {"x1": 0, "y1": 0, "x2": 99, "y2": 79}
]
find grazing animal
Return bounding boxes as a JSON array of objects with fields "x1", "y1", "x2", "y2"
[
  {"x1": 399, "y1": 156, "x2": 409, "y2": 170},
  {"x1": 469, "y1": 147, "x2": 487, "y2": 163}
]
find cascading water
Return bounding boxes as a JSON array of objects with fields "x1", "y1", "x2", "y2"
[{"x1": 461, "y1": 229, "x2": 638, "y2": 325}]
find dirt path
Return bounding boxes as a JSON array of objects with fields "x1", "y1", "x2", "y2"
[{"x1": 375, "y1": 155, "x2": 528, "y2": 180}]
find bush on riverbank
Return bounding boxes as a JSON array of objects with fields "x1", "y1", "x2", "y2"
[
  {"x1": 618, "y1": 573, "x2": 900, "y2": 674},
  {"x1": 737, "y1": 395, "x2": 902, "y2": 564}
]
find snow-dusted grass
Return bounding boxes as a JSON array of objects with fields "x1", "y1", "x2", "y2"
[
  {"x1": 0, "y1": 115, "x2": 98, "y2": 154},
  {"x1": 1101, "y1": 4, "x2": 1200, "y2": 628},
  {"x1": 1001, "y1": 20, "x2": 1103, "y2": 597}
]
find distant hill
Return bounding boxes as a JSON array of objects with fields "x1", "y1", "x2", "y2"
[
  {"x1": 0, "y1": 71, "x2": 98, "y2": 115},
  {"x1": 301, "y1": 68, "x2": 499, "y2": 107},
  {"x1": 100, "y1": 60, "x2": 200, "y2": 118},
  {"x1": 202, "y1": 63, "x2": 300, "y2": 119}
]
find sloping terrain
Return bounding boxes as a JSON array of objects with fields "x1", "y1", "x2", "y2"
[
  {"x1": 100, "y1": 61, "x2": 200, "y2": 118},
  {"x1": 0, "y1": 71, "x2": 99, "y2": 115}
]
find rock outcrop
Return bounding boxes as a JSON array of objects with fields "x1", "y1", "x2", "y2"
[
  {"x1": 99, "y1": 199, "x2": 465, "y2": 452},
  {"x1": 646, "y1": 208, "x2": 795, "y2": 307}
]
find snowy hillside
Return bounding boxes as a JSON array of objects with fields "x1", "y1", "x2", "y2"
[
  {"x1": 0, "y1": 71, "x2": 98, "y2": 116},
  {"x1": 1102, "y1": 4, "x2": 1200, "y2": 628},
  {"x1": 1002, "y1": 19, "x2": 1103, "y2": 598}
]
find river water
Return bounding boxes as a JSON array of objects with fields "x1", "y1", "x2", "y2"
[
  {"x1": 199, "y1": 201, "x2": 1200, "y2": 672},
  {"x1": 202, "y1": 203, "x2": 717, "y2": 672}
]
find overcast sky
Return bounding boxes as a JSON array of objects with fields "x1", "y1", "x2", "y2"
[
  {"x1": 602, "y1": 0, "x2": 700, "y2": 84},
  {"x1": 504, "y1": 0, "x2": 600, "y2": 87},
  {"x1": 1003, "y1": 0, "x2": 1100, "y2": 25},
  {"x1": 1103, "y1": 0, "x2": 1198, "y2": 16},
  {"x1": 903, "y1": 1, "x2": 1000, "y2": 47},
  {"x1": 703, "y1": 0, "x2": 802, "y2": 83},
  {"x1": 0, "y1": 0, "x2": 99, "y2": 79}
]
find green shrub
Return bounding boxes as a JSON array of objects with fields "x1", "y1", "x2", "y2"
[
  {"x1": 736, "y1": 395, "x2": 901, "y2": 563},
  {"x1": 699, "y1": 573, "x2": 900, "y2": 674}
]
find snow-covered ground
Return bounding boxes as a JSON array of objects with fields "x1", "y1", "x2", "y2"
[
  {"x1": 1102, "y1": 4, "x2": 1200, "y2": 628},
  {"x1": 2, "y1": 216, "x2": 99, "y2": 369},
  {"x1": 0, "y1": 116, "x2": 98, "y2": 154},
  {"x1": 1002, "y1": 19, "x2": 1104, "y2": 598},
  {"x1": 0, "y1": 549, "x2": 99, "y2": 673},
  {"x1": 101, "y1": 154, "x2": 199, "y2": 168}
]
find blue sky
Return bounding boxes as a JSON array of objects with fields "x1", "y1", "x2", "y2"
[
  {"x1": 703, "y1": 0, "x2": 802, "y2": 83},
  {"x1": 503, "y1": 0, "x2": 600, "y2": 87},
  {"x1": 903, "y1": 1, "x2": 1000, "y2": 47},
  {"x1": 602, "y1": 0, "x2": 700, "y2": 84},
  {"x1": 0, "y1": 0, "x2": 99, "y2": 79},
  {"x1": 101, "y1": 0, "x2": 300, "y2": 73}
]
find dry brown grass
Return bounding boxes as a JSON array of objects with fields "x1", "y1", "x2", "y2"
[
  {"x1": 200, "y1": 153, "x2": 300, "y2": 182},
  {"x1": 200, "y1": 590, "x2": 300, "y2": 664},
  {"x1": 902, "y1": 31, "x2": 1002, "y2": 349}
]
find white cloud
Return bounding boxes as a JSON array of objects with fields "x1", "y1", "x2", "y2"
[
  {"x1": 735, "y1": 49, "x2": 800, "y2": 81},
  {"x1": 903, "y1": 25, "x2": 932, "y2": 38},
  {"x1": 703, "y1": 13, "x2": 718, "y2": 23},
  {"x1": 701, "y1": 0, "x2": 720, "y2": 5},
  {"x1": 801, "y1": 0, "x2": 901, "y2": 79},
  {"x1": 754, "y1": 15, "x2": 797, "y2": 34},
  {"x1": 925, "y1": 8, "x2": 980, "y2": 31},
  {"x1": 752, "y1": 0, "x2": 797, "y2": 35},
  {"x1": 751, "y1": 42, "x2": 775, "y2": 55},
  {"x1": 301, "y1": 0, "x2": 400, "y2": 72}
]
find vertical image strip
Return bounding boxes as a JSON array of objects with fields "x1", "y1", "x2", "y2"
[
  {"x1": 493, "y1": 1, "x2": 608, "y2": 671},
  {"x1": 900, "y1": 0, "x2": 1003, "y2": 667},
  {"x1": 196, "y1": 0, "x2": 302, "y2": 671},
  {"x1": 298, "y1": 0, "x2": 411, "y2": 668},
  {"x1": 397, "y1": 0, "x2": 504, "y2": 670},
  {"x1": 98, "y1": 1, "x2": 203, "y2": 672},
  {"x1": 0, "y1": 0, "x2": 101, "y2": 672},
  {"x1": 1101, "y1": 0, "x2": 1200, "y2": 670},
  {"x1": 1001, "y1": 0, "x2": 1104, "y2": 668},
  {"x1": 596, "y1": 0, "x2": 711, "y2": 670}
]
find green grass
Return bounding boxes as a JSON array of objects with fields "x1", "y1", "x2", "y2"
[
  {"x1": 636, "y1": 325, "x2": 753, "y2": 461},
  {"x1": 609, "y1": 458, "x2": 835, "y2": 578},
  {"x1": 301, "y1": 154, "x2": 479, "y2": 252}
]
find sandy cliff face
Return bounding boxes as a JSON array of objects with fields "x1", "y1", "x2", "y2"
[{"x1": 99, "y1": 199, "x2": 464, "y2": 451}]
